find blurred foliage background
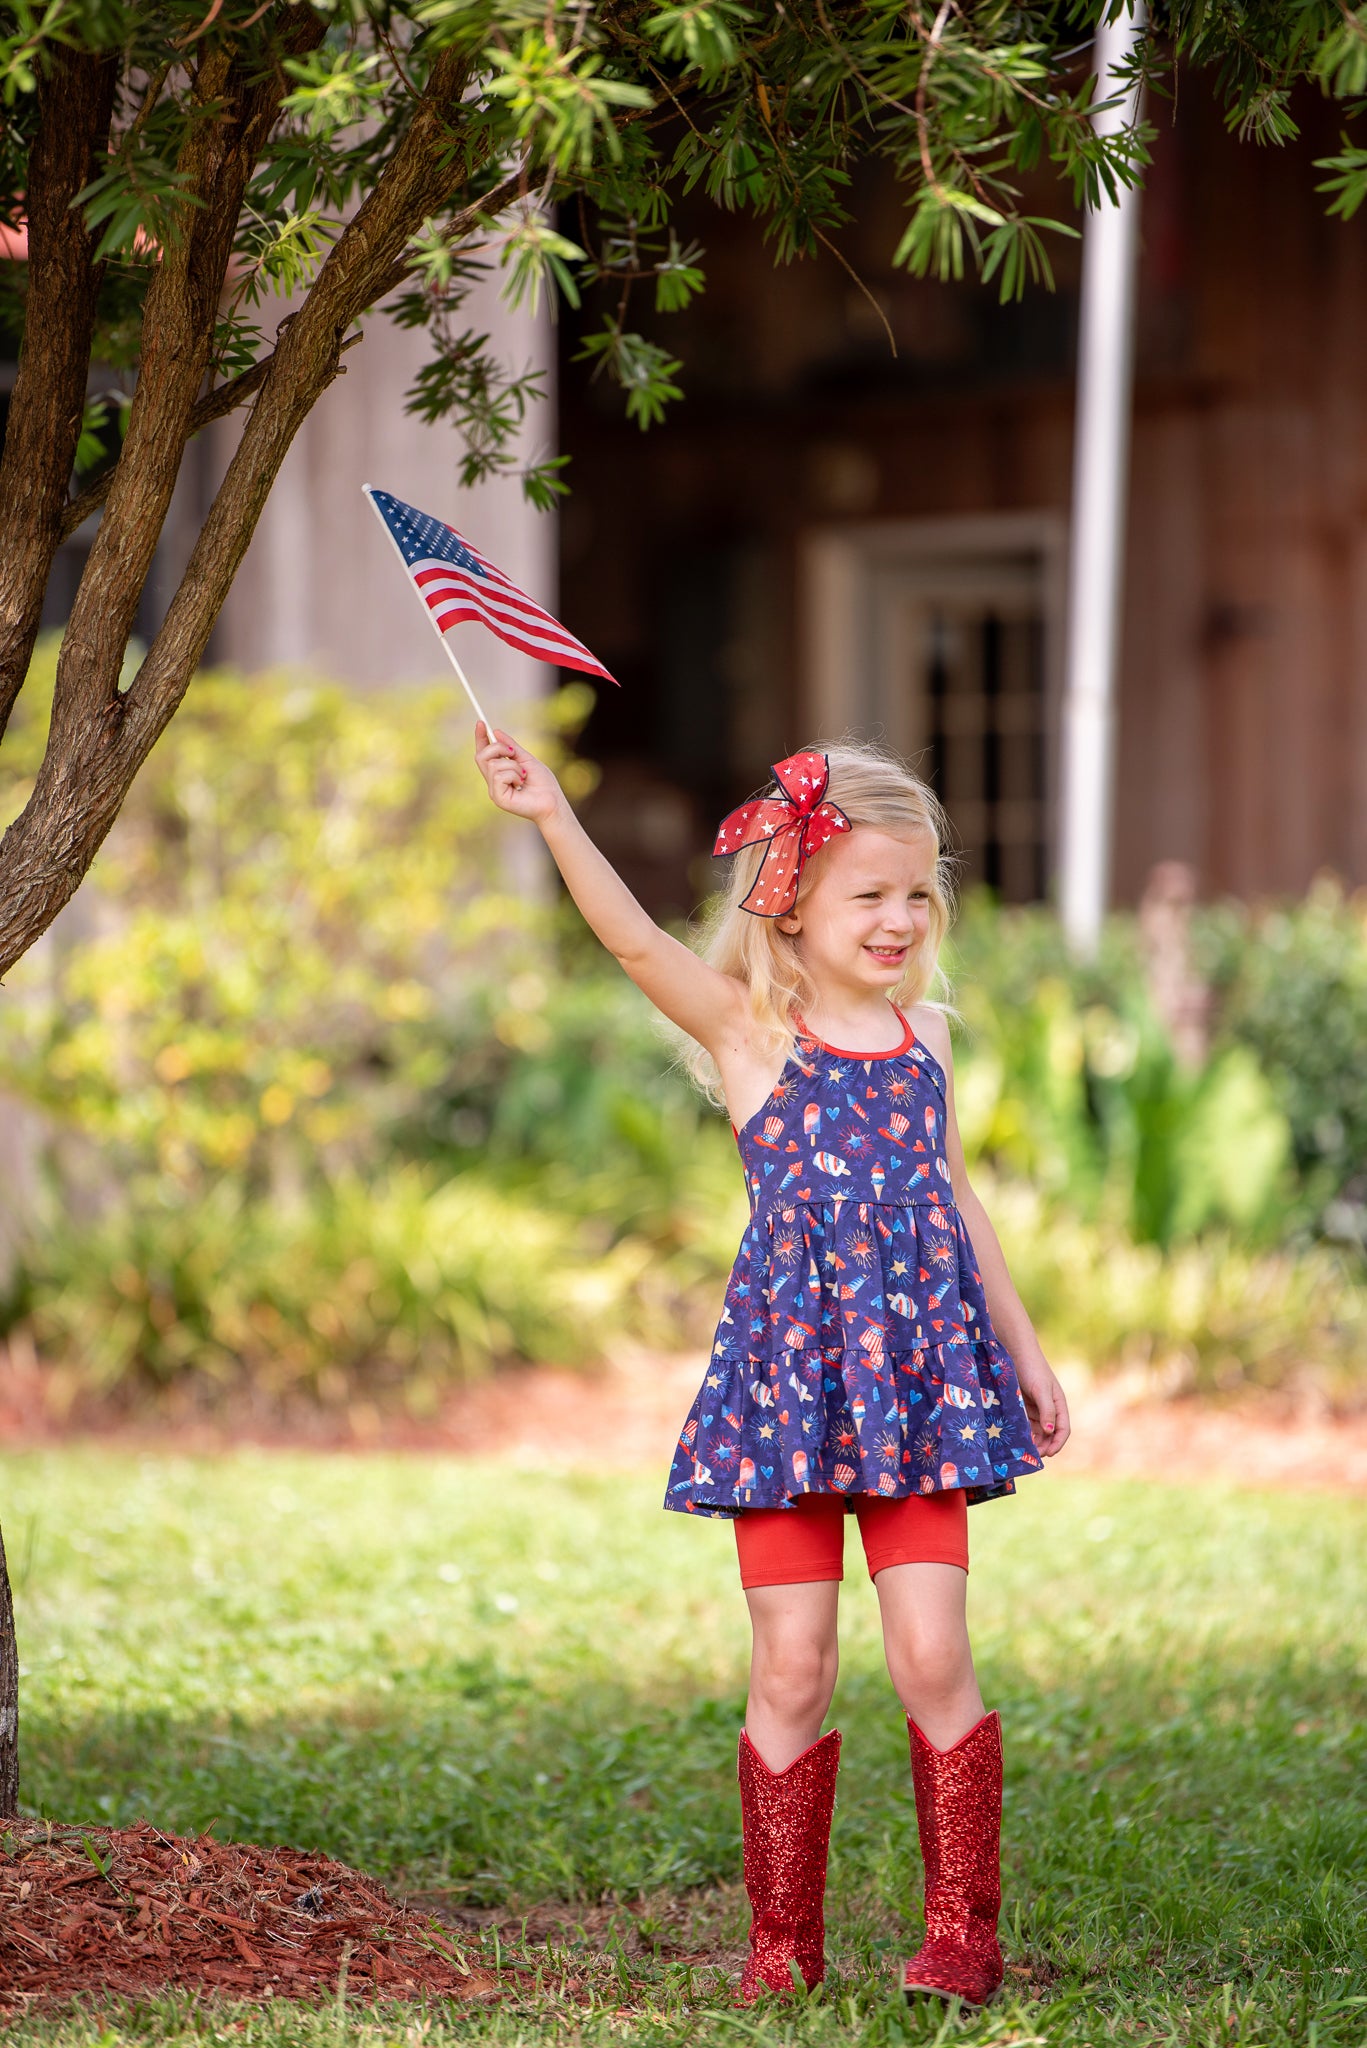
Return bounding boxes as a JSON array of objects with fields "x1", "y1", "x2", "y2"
[{"x1": 0, "y1": 641, "x2": 1364, "y2": 1417}]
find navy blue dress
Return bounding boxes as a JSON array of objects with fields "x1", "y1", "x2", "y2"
[{"x1": 665, "y1": 1006, "x2": 1042, "y2": 1517}]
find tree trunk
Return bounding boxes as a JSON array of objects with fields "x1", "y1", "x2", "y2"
[
  {"x1": 0, "y1": 49, "x2": 511, "y2": 979},
  {"x1": 0, "y1": 1521, "x2": 17, "y2": 1817},
  {"x1": 0, "y1": 43, "x2": 117, "y2": 741}
]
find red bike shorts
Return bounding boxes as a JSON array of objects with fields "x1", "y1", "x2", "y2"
[{"x1": 734, "y1": 1488, "x2": 969, "y2": 1588}]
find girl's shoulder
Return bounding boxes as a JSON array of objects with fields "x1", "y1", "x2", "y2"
[{"x1": 906, "y1": 1002, "x2": 954, "y2": 1075}]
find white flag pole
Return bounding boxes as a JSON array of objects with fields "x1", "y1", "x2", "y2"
[
  {"x1": 363, "y1": 484, "x2": 498, "y2": 734},
  {"x1": 1057, "y1": 6, "x2": 1147, "y2": 958}
]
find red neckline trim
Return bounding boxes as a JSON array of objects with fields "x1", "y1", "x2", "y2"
[{"x1": 794, "y1": 1004, "x2": 916, "y2": 1060}]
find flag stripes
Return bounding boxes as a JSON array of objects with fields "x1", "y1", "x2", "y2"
[{"x1": 366, "y1": 486, "x2": 616, "y2": 684}]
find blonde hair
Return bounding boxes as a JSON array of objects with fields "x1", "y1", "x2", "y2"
[{"x1": 674, "y1": 736, "x2": 956, "y2": 1109}]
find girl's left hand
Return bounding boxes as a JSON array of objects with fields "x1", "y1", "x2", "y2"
[{"x1": 1015, "y1": 1352, "x2": 1071, "y2": 1458}]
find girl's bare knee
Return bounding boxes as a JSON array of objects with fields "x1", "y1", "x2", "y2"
[
  {"x1": 884, "y1": 1618, "x2": 973, "y2": 1708},
  {"x1": 751, "y1": 1631, "x2": 838, "y2": 1726}
]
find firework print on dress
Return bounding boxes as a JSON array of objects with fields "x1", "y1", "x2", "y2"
[{"x1": 665, "y1": 1006, "x2": 1042, "y2": 1517}]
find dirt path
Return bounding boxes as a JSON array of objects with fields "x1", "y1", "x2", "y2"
[
  {"x1": 406, "y1": 1346, "x2": 1367, "y2": 1493},
  {"x1": 2, "y1": 1340, "x2": 1364, "y2": 1491}
]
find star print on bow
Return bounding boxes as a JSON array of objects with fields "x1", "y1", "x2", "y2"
[{"x1": 713, "y1": 749, "x2": 852, "y2": 916}]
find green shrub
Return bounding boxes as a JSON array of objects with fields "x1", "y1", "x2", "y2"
[
  {"x1": 1196, "y1": 878, "x2": 1367, "y2": 1247},
  {"x1": 22, "y1": 1166, "x2": 681, "y2": 1411},
  {"x1": 947, "y1": 896, "x2": 1295, "y2": 1250},
  {"x1": 399, "y1": 970, "x2": 742, "y2": 1252},
  {"x1": 985, "y1": 1170, "x2": 1367, "y2": 1405},
  {"x1": 0, "y1": 638, "x2": 586, "y2": 1201}
]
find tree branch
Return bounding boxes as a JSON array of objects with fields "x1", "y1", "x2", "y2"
[
  {"x1": 128, "y1": 45, "x2": 485, "y2": 718},
  {"x1": 0, "y1": 43, "x2": 118, "y2": 744},
  {"x1": 56, "y1": 144, "x2": 530, "y2": 551},
  {"x1": 363, "y1": 162, "x2": 533, "y2": 308},
  {"x1": 43, "y1": 15, "x2": 328, "y2": 777},
  {"x1": 59, "y1": 327, "x2": 364, "y2": 543}
]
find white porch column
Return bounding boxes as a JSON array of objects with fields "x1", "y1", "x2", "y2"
[{"x1": 1058, "y1": 5, "x2": 1148, "y2": 954}]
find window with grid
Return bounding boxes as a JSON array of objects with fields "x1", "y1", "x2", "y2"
[
  {"x1": 920, "y1": 601, "x2": 1048, "y2": 903},
  {"x1": 805, "y1": 519, "x2": 1060, "y2": 906}
]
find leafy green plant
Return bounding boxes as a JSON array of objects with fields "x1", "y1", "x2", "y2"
[
  {"x1": 1, "y1": 644, "x2": 716, "y2": 1398},
  {"x1": 1196, "y1": 879, "x2": 1367, "y2": 1249},
  {"x1": 23, "y1": 1166, "x2": 668, "y2": 1409},
  {"x1": 985, "y1": 1169, "x2": 1367, "y2": 1404},
  {"x1": 0, "y1": 641, "x2": 755, "y2": 1405},
  {"x1": 948, "y1": 896, "x2": 1296, "y2": 1250},
  {"x1": 405, "y1": 973, "x2": 732, "y2": 1231},
  {"x1": 938, "y1": 891, "x2": 1367, "y2": 1398}
]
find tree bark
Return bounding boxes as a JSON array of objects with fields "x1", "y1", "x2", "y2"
[
  {"x1": 0, "y1": 43, "x2": 118, "y2": 742},
  {"x1": 43, "y1": 24, "x2": 328, "y2": 766},
  {"x1": 58, "y1": 330, "x2": 364, "y2": 544},
  {"x1": 0, "y1": 48, "x2": 504, "y2": 978},
  {"x1": 0, "y1": 1522, "x2": 17, "y2": 1817}
]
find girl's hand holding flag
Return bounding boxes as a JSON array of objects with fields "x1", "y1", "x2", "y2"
[{"x1": 474, "y1": 720, "x2": 560, "y2": 825}]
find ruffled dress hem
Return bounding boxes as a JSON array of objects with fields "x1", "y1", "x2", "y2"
[{"x1": 664, "y1": 1331, "x2": 1041, "y2": 1518}]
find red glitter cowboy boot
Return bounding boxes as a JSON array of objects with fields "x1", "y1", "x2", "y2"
[
  {"x1": 901, "y1": 1709, "x2": 1004, "y2": 2008},
  {"x1": 735, "y1": 1726, "x2": 841, "y2": 2003}
]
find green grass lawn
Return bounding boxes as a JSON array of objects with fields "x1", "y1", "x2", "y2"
[{"x1": 2, "y1": 1448, "x2": 1364, "y2": 2047}]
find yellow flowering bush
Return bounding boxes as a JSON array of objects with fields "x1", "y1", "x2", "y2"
[{"x1": 0, "y1": 641, "x2": 593, "y2": 1195}]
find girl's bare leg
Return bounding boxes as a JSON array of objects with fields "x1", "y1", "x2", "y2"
[
  {"x1": 743, "y1": 1580, "x2": 841, "y2": 1770},
  {"x1": 874, "y1": 1562, "x2": 985, "y2": 1748}
]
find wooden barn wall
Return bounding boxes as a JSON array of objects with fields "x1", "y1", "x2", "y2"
[
  {"x1": 1114, "y1": 85, "x2": 1367, "y2": 903},
  {"x1": 557, "y1": 81, "x2": 1367, "y2": 914}
]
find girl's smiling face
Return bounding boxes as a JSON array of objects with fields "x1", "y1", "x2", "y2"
[{"x1": 783, "y1": 826, "x2": 937, "y2": 997}]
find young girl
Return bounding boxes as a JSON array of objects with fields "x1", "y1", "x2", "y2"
[{"x1": 474, "y1": 728, "x2": 1070, "y2": 2009}]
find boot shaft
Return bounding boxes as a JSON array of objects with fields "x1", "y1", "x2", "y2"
[
  {"x1": 737, "y1": 1726, "x2": 841, "y2": 1998},
  {"x1": 902, "y1": 1709, "x2": 1004, "y2": 2004},
  {"x1": 907, "y1": 1709, "x2": 1002, "y2": 1932}
]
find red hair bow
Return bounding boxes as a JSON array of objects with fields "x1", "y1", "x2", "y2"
[{"x1": 713, "y1": 750, "x2": 852, "y2": 917}]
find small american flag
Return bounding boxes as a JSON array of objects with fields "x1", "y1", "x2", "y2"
[{"x1": 365, "y1": 486, "x2": 616, "y2": 683}]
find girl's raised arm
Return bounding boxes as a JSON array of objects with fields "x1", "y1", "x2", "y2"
[{"x1": 474, "y1": 720, "x2": 744, "y2": 1052}]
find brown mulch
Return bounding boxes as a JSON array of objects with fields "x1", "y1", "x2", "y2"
[{"x1": 0, "y1": 1820, "x2": 508, "y2": 2013}]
